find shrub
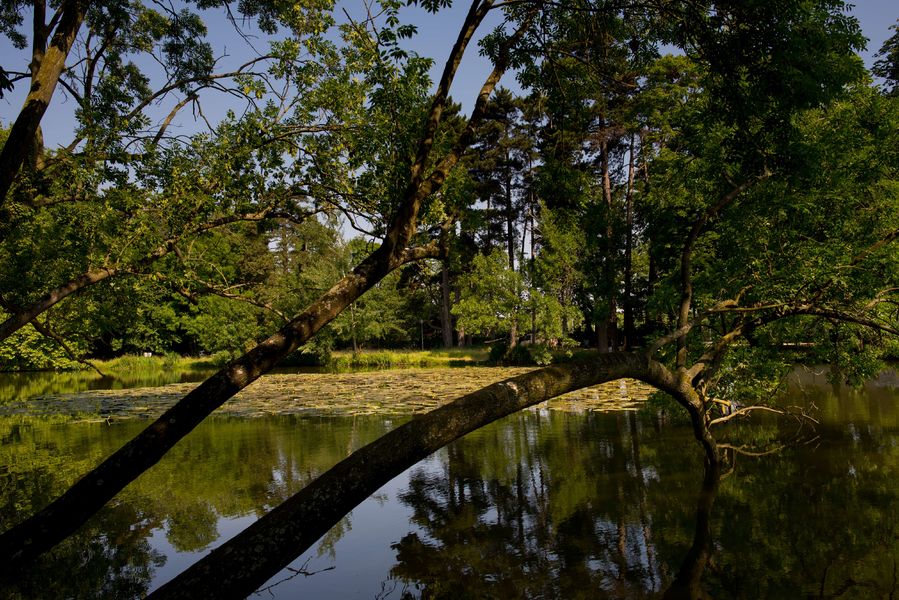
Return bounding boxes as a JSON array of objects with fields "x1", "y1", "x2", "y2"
[
  {"x1": 488, "y1": 342, "x2": 509, "y2": 364},
  {"x1": 529, "y1": 344, "x2": 554, "y2": 366},
  {"x1": 505, "y1": 344, "x2": 534, "y2": 366}
]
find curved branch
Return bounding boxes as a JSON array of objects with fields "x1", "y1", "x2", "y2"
[
  {"x1": 29, "y1": 319, "x2": 111, "y2": 378},
  {"x1": 0, "y1": 206, "x2": 316, "y2": 343},
  {"x1": 149, "y1": 352, "x2": 683, "y2": 598},
  {"x1": 0, "y1": 267, "x2": 120, "y2": 343},
  {"x1": 708, "y1": 405, "x2": 786, "y2": 427}
]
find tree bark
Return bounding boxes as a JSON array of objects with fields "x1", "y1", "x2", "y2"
[
  {"x1": 441, "y1": 258, "x2": 454, "y2": 348},
  {"x1": 505, "y1": 159, "x2": 516, "y2": 271},
  {"x1": 601, "y1": 136, "x2": 618, "y2": 351},
  {"x1": 0, "y1": 0, "x2": 88, "y2": 208},
  {"x1": 623, "y1": 134, "x2": 636, "y2": 349},
  {"x1": 0, "y1": 0, "x2": 506, "y2": 567},
  {"x1": 149, "y1": 351, "x2": 690, "y2": 599},
  {"x1": 598, "y1": 317, "x2": 609, "y2": 353}
]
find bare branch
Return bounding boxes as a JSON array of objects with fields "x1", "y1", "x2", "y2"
[{"x1": 708, "y1": 405, "x2": 786, "y2": 427}]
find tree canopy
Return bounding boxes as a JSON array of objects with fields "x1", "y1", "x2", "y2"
[{"x1": 0, "y1": 1, "x2": 897, "y2": 595}]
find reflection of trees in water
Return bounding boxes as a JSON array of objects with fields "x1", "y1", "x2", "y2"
[
  {"x1": 390, "y1": 410, "x2": 702, "y2": 598},
  {"x1": 4, "y1": 398, "x2": 898, "y2": 598},
  {"x1": 3, "y1": 504, "x2": 165, "y2": 599},
  {"x1": 390, "y1": 406, "x2": 899, "y2": 599},
  {"x1": 0, "y1": 415, "x2": 394, "y2": 598},
  {"x1": 709, "y1": 415, "x2": 899, "y2": 599}
]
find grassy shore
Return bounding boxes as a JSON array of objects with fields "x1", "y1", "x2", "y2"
[
  {"x1": 326, "y1": 347, "x2": 489, "y2": 370},
  {"x1": 88, "y1": 347, "x2": 490, "y2": 375},
  {"x1": 93, "y1": 353, "x2": 225, "y2": 373}
]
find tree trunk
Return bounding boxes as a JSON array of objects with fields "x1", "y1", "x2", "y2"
[
  {"x1": 454, "y1": 285, "x2": 466, "y2": 347},
  {"x1": 601, "y1": 137, "x2": 618, "y2": 353},
  {"x1": 441, "y1": 259, "x2": 454, "y2": 348},
  {"x1": 147, "y1": 352, "x2": 694, "y2": 599},
  {"x1": 609, "y1": 297, "x2": 618, "y2": 353},
  {"x1": 0, "y1": 245, "x2": 404, "y2": 568},
  {"x1": 597, "y1": 318, "x2": 609, "y2": 353},
  {"x1": 0, "y1": 0, "x2": 505, "y2": 564},
  {"x1": 505, "y1": 163, "x2": 515, "y2": 271},
  {"x1": 529, "y1": 190, "x2": 537, "y2": 344},
  {"x1": 0, "y1": 0, "x2": 88, "y2": 208},
  {"x1": 623, "y1": 134, "x2": 636, "y2": 349},
  {"x1": 350, "y1": 303, "x2": 358, "y2": 353}
]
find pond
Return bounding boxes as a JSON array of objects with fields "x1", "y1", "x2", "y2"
[{"x1": 0, "y1": 367, "x2": 897, "y2": 598}]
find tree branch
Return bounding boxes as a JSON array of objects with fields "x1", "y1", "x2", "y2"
[
  {"x1": 29, "y1": 319, "x2": 111, "y2": 378},
  {"x1": 676, "y1": 180, "x2": 756, "y2": 368},
  {"x1": 0, "y1": 0, "x2": 88, "y2": 208},
  {"x1": 148, "y1": 352, "x2": 687, "y2": 598},
  {"x1": 0, "y1": 2, "x2": 513, "y2": 568}
]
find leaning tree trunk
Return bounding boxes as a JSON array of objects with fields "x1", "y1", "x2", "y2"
[
  {"x1": 0, "y1": 245, "x2": 399, "y2": 568},
  {"x1": 0, "y1": 0, "x2": 507, "y2": 567},
  {"x1": 148, "y1": 351, "x2": 698, "y2": 598},
  {"x1": 0, "y1": 0, "x2": 87, "y2": 209}
]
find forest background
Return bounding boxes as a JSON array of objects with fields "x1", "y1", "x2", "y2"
[
  {"x1": 0, "y1": 1, "x2": 897, "y2": 373},
  {"x1": 2, "y1": 0, "x2": 899, "y2": 591}
]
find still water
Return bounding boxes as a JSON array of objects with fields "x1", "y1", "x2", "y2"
[{"x1": 1, "y1": 368, "x2": 897, "y2": 598}]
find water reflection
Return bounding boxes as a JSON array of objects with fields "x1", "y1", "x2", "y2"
[
  {"x1": 0, "y1": 372, "x2": 896, "y2": 598},
  {"x1": 0, "y1": 368, "x2": 216, "y2": 404},
  {"x1": 390, "y1": 410, "x2": 702, "y2": 599}
]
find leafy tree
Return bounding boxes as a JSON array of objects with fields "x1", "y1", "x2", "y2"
[
  {"x1": 1, "y1": 2, "x2": 898, "y2": 598},
  {"x1": 874, "y1": 20, "x2": 899, "y2": 95},
  {"x1": 0, "y1": 1, "x2": 525, "y2": 579},
  {"x1": 453, "y1": 248, "x2": 526, "y2": 345}
]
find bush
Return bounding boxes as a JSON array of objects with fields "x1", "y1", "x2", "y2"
[
  {"x1": 488, "y1": 342, "x2": 509, "y2": 364},
  {"x1": 529, "y1": 344, "x2": 554, "y2": 366},
  {"x1": 505, "y1": 344, "x2": 534, "y2": 366}
]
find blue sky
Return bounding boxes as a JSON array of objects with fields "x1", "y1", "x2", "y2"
[{"x1": 0, "y1": 1, "x2": 897, "y2": 148}]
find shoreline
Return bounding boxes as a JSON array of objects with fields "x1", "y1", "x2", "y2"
[{"x1": 0, "y1": 367, "x2": 655, "y2": 421}]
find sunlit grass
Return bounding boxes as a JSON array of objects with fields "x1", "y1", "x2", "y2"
[
  {"x1": 95, "y1": 353, "x2": 226, "y2": 373},
  {"x1": 328, "y1": 347, "x2": 488, "y2": 370}
]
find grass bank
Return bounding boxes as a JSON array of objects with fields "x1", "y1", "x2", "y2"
[
  {"x1": 93, "y1": 353, "x2": 225, "y2": 373},
  {"x1": 326, "y1": 347, "x2": 488, "y2": 370}
]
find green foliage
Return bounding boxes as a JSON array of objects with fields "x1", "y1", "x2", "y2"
[
  {"x1": 528, "y1": 343, "x2": 554, "y2": 366},
  {"x1": 0, "y1": 324, "x2": 79, "y2": 372},
  {"x1": 873, "y1": 20, "x2": 899, "y2": 95},
  {"x1": 453, "y1": 249, "x2": 526, "y2": 341},
  {"x1": 182, "y1": 296, "x2": 265, "y2": 359}
]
